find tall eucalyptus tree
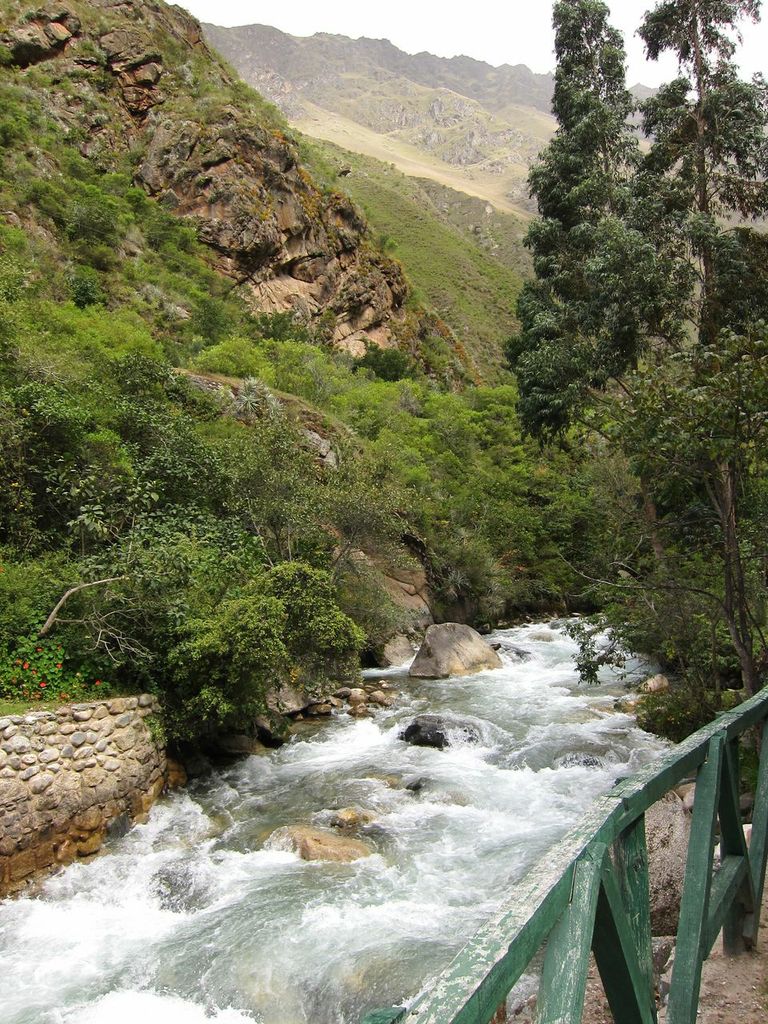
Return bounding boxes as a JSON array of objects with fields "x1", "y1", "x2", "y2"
[
  {"x1": 510, "y1": 0, "x2": 656, "y2": 439},
  {"x1": 512, "y1": 0, "x2": 768, "y2": 704}
]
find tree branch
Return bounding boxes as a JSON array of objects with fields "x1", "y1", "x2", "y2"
[{"x1": 38, "y1": 577, "x2": 128, "y2": 637}]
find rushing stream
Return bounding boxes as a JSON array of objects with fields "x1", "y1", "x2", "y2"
[{"x1": 0, "y1": 623, "x2": 667, "y2": 1024}]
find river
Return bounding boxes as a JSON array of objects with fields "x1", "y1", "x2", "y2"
[{"x1": 0, "y1": 622, "x2": 667, "y2": 1024}]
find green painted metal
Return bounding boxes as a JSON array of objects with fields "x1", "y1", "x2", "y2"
[
  {"x1": 613, "y1": 815, "x2": 655, "y2": 1021},
  {"x1": 719, "y1": 740, "x2": 754, "y2": 954},
  {"x1": 666, "y1": 736, "x2": 723, "y2": 1024},
  {"x1": 361, "y1": 686, "x2": 768, "y2": 1024},
  {"x1": 745, "y1": 724, "x2": 768, "y2": 944}
]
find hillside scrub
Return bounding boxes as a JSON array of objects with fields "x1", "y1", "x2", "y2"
[{"x1": 0, "y1": 0, "x2": 618, "y2": 746}]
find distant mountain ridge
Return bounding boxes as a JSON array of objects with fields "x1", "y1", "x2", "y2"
[
  {"x1": 204, "y1": 23, "x2": 653, "y2": 218},
  {"x1": 203, "y1": 23, "x2": 556, "y2": 115},
  {"x1": 203, "y1": 22, "x2": 561, "y2": 216}
]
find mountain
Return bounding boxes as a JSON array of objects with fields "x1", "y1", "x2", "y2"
[
  {"x1": 0, "y1": 0, "x2": 449, "y2": 361},
  {"x1": 203, "y1": 23, "x2": 559, "y2": 217},
  {"x1": 0, "y1": 0, "x2": 611, "y2": 751}
]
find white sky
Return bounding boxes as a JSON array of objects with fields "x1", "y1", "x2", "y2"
[{"x1": 180, "y1": 0, "x2": 768, "y2": 87}]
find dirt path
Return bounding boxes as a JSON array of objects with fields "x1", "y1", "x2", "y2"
[
  {"x1": 667, "y1": 884, "x2": 768, "y2": 1024},
  {"x1": 512, "y1": 887, "x2": 768, "y2": 1023}
]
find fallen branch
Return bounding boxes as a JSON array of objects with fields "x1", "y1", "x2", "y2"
[{"x1": 38, "y1": 577, "x2": 127, "y2": 637}]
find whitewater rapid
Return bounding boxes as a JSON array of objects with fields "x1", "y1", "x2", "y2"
[{"x1": 0, "y1": 623, "x2": 667, "y2": 1024}]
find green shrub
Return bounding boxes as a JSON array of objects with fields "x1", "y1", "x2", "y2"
[
  {"x1": 69, "y1": 265, "x2": 105, "y2": 308},
  {"x1": 355, "y1": 342, "x2": 414, "y2": 381},
  {"x1": 166, "y1": 591, "x2": 289, "y2": 740},
  {"x1": 191, "y1": 336, "x2": 274, "y2": 380},
  {"x1": 66, "y1": 190, "x2": 123, "y2": 246},
  {"x1": 636, "y1": 689, "x2": 720, "y2": 743}
]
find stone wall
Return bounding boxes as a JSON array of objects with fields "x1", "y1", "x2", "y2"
[{"x1": 0, "y1": 695, "x2": 169, "y2": 896}]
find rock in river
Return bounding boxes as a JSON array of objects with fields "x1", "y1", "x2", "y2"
[
  {"x1": 409, "y1": 623, "x2": 502, "y2": 678},
  {"x1": 266, "y1": 824, "x2": 372, "y2": 862},
  {"x1": 399, "y1": 714, "x2": 481, "y2": 750}
]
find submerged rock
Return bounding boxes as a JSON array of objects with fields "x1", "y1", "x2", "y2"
[
  {"x1": 409, "y1": 623, "x2": 502, "y2": 678},
  {"x1": 558, "y1": 753, "x2": 604, "y2": 769},
  {"x1": 491, "y1": 641, "x2": 531, "y2": 661},
  {"x1": 266, "y1": 824, "x2": 371, "y2": 862},
  {"x1": 327, "y1": 807, "x2": 376, "y2": 829},
  {"x1": 399, "y1": 714, "x2": 481, "y2": 750}
]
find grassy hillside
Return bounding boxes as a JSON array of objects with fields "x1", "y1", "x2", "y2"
[{"x1": 300, "y1": 137, "x2": 530, "y2": 378}]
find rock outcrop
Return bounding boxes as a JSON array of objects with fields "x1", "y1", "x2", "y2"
[
  {"x1": 409, "y1": 622, "x2": 502, "y2": 678},
  {"x1": 0, "y1": 0, "x2": 412, "y2": 354},
  {"x1": 646, "y1": 791, "x2": 691, "y2": 935},
  {"x1": 641, "y1": 673, "x2": 670, "y2": 694},
  {"x1": 380, "y1": 566, "x2": 433, "y2": 630},
  {"x1": 0, "y1": 8, "x2": 81, "y2": 67},
  {"x1": 380, "y1": 633, "x2": 416, "y2": 667}
]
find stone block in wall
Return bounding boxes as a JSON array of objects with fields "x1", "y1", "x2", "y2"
[{"x1": 0, "y1": 694, "x2": 169, "y2": 897}]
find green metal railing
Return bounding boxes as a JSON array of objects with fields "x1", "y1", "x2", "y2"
[{"x1": 363, "y1": 686, "x2": 768, "y2": 1024}]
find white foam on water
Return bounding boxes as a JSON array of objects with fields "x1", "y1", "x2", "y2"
[
  {"x1": 0, "y1": 621, "x2": 667, "y2": 1024},
  {"x1": 55, "y1": 990, "x2": 258, "y2": 1024}
]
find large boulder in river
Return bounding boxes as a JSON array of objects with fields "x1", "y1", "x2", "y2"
[
  {"x1": 266, "y1": 825, "x2": 371, "y2": 862},
  {"x1": 409, "y1": 623, "x2": 502, "y2": 678},
  {"x1": 399, "y1": 714, "x2": 481, "y2": 750},
  {"x1": 646, "y1": 791, "x2": 691, "y2": 935}
]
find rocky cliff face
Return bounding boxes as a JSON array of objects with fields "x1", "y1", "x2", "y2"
[{"x1": 0, "y1": 0, "x2": 409, "y2": 354}]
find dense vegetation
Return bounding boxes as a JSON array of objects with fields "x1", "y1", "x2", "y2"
[
  {"x1": 6, "y1": 0, "x2": 762, "y2": 751},
  {"x1": 510, "y1": 0, "x2": 768, "y2": 738},
  {"x1": 0, "y1": 24, "x2": 606, "y2": 745}
]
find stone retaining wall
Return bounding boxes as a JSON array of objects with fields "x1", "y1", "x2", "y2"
[{"x1": 0, "y1": 695, "x2": 168, "y2": 896}]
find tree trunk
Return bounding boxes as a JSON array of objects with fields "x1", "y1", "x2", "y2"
[{"x1": 713, "y1": 461, "x2": 758, "y2": 694}]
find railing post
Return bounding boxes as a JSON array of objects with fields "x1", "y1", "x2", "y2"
[
  {"x1": 719, "y1": 739, "x2": 754, "y2": 953},
  {"x1": 613, "y1": 815, "x2": 656, "y2": 1019},
  {"x1": 745, "y1": 723, "x2": 768, "y2": 944},
  {"x1": 536, "y1": 844, "x2": 605, "y2": 1024},
  {"x1": 666, "y1": 735, "x2": 724, "y2": 1024}
]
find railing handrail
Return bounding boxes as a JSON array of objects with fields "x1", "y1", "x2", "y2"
[{"x1": 363, "y1": 685, "x2": 768, "y2": 1024}]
